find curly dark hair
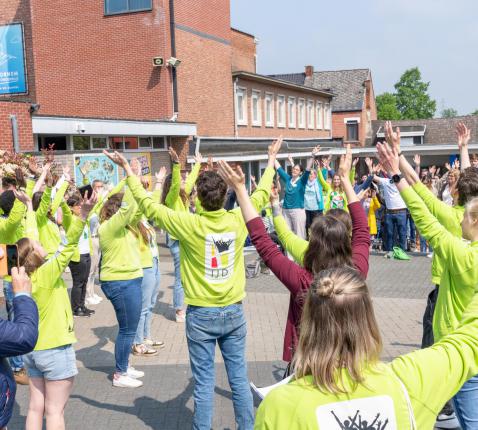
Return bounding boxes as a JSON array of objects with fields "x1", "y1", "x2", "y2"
[
  {"x1": 457, "y1": 167, "x2": 478, "y2": 207},
  {"x1": 196, "y1": 171, "x2": 227, "y2": 211}
]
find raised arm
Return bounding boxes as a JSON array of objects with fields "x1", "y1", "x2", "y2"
[
  {"x1": 457, "y1": 122, "x2": 472, "y2": 171},
  {"x1": 35, "y1": 186, "x2": 52, "y2": 220},
  {"x1": 0, "y1": 195, "x2": 26, "y2": 237},
  {"x1": 185, "y1": 153, "x2": 202, "y2": 196},
  {"x1": 316, "y1": 165, "x2": 331, "y2": 193}
]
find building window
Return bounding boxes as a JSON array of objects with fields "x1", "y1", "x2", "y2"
[
  {"x1": 324, "y1": 103, "x2": 332, "y2": 130},
  {"x1": 298, "y1": 99, "x2": 305, "y2": 129},
  {"x1": 139, "y1": 137, "x2": 152, "y2": 148},
  {"x1": 307, "y1": 100, "x2": 314, "y2": 129},
  {"x1": 92, "y1": 137, "x2": 107, "y2": 149},
  {"x1": 153, "y1": 136, "x2": 168, "y2": 149},
  {"x1": 235, "y1": 87, "x2": 247, "y2": 126},
  {"x1": 277, "y1": 95, "x2": 285, "y2": 128},
  {"x1": 38, "y1": 135, "x2": 68, "y2": 151},
  {"x1": 288, "y1": 97, "x2": 296, "y2": 128},
  {"x1": 346, "y1": 120, "x2": 359, "y2": 142},
  {"x1": 105, "y1": 0, "x2": 152, "y2": 15},
  {"x1": 251, "y1": 90, "x2": 262, "y2": 126},
  {"x1": 73, "y1": 136, "x2": 90, "y2": 151},
  {"x1": 265, "y1": 93, "x2": 274, "y2": 127},
  {"x1": 316, "y1": 102, "x2": 323, "y2": 129},
  {"x1": 109, "y1": 136, "x2": 138, "y2": 150}
]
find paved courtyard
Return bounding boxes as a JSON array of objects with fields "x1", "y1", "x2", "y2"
[{"x1": 5, "y1": 245, "x2": 439, "y2": 429}]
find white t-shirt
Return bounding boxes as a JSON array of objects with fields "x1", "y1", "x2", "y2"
[
  {"x1": 78, "y1": 225, "x2": 90, "y2": 255},
  {"x1": 376, "y1": 177, "x2": 406, "y2": 210}
]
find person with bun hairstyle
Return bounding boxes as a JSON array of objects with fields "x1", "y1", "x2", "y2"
[{"x1": 217, "y1": 144, "x2": 370, "y2": 365}]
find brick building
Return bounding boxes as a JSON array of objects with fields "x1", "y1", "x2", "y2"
[
  {"x1": 271, "y1": 67, "x2": 377, "y2": 147},
  {"x1": 1, "y1": 0, "x2": 341, "y2": 185}
]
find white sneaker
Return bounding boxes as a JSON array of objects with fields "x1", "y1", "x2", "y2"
[
  {"x1": 127, "y1": 367, "x2": 144, "y2": 379},
  {"x1": 435, "y1": 411, "x2": 460, "y2": 429},
  {"x1": 113, "y1": 373, "x2": 143, "y2": 388},
  {"x1": 93, "y1": 294, "x2": 103, "y2": 302}
]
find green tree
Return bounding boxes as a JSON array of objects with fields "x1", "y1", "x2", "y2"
[
  {"x1": 394, "y1": 67, "x2": 436, "y2": 119},
  {"x1": 441, "y1": 108, "x2": 458, "y2": 118},
  {"x1": 376, "y1": 92, "x2": 402, "y2": 120},
  {"x1": 471, "y1": 110, "x2": 478, "y2": 116}
]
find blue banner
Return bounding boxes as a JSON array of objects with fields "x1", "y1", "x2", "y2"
[{"x1": 0, "y1": 23, "x2": 27, "y2": 95}]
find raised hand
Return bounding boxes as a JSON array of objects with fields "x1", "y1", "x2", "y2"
[
  {"x1": 287, "y1": 154, "x2": 294, "y2": 166},
  {"x1": 377, "y1": 142, "x2": 400, "y2": 175},
  {"x1": 103, "y1": 150, "x2": 129, "y2": 170},
  {"x1": 194, "y1": 152, "x2": 203, "y2": 164},
  {"x1": 311, "y1": 145, "x2": 321, "y2": 157},
  {"x1": 13, "y1": 190, "x2": 32, "y2": 210},
  {"x1": 206, "y1": 155, "x2": 214, "y2": 171},
  {"x1": 429, "y1": 165, "x2": 437, "y2": 177},
  {"x1": 28, "y1": 157, "x2": 41, "y2": 176},
  {"x1": 338, "y1": 144, "x2": 352, "y2": 178},
  {"x1": 413, "y1": 154, "x2": 421, "y2": 166},
  {"x1": 80, "y1": 191, "x2": 98, "y2": 220},
  {"x1": 11, "y1": 266, "x2": 31, "y2": 296},
  {"x1": 365, "y1": 157, "x2": 373, "y2": 171},
  {"x1": 168, "y1": 147, "x2": 180, "y2": 163},
  {"x1": 155, "y1": 166, "x2": 167, "y2": 183},
  {"x1": 385, "y1": 121, "x2": 401, "y2": 152},
  {"x1": 445, "y1": 162, "x2": 451, "y2": 171},
  {"x1": 352, "y1": 157, "x2": 359, "y2": 167},
  {"x1": 130, "y1": 158, "x2": 142, "y2": 176},
  {"x1": 217, "y1": 160, "x2": 245, "y2": 189},
  {"x1": 456, "y1": 122, "x2": 471, "y2": 148},
  {"x1": 269, "y1": 136, "x2": 283, "y2": 158},
  {"x1": 62, "y1": 164, "x2": 71, "y2": 182}
]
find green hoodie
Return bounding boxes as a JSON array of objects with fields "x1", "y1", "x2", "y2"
[
  {"x1": 401, "y1": 186, "x2": 478, "y2": 341},
  {"x1": 412, "y1": 181, "x2": 464, "y2": 284},
  {"x1": 165, "y1": 162, "x2": 201, "y2": 240},
  {"x1": 126, "y1": 167, "x2": 275, "y2": 307},
  {"x1": 255, "y1": 292, "x2": 478, "y2": 430},
  {"x1": 273, "y1": 215, "x2": 308, "y2": 264},
  {"x1": 31, "y1": 215, "x2": 86, "y2": 350},
  {"x1": 98, "y1": 186, "x2": 143, "y2": 282}
]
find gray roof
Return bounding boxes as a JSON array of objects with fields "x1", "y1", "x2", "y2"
[
  {"x1": 269, "y1": 69, "x2": 371, "y2": 112},
  {"x1": 371, "y1": 115, "x2": 478, "y2": 146}
]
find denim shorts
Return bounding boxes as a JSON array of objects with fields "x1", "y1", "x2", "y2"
[{"x1": 23, "y1": 344, "x2": 78, "y2": 380}]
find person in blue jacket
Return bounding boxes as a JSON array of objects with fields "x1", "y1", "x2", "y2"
[{"x1": 0, "y1": 266, "x2": 39, "y2": 429}]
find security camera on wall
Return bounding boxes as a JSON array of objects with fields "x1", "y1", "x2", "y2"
[{"x1": 167, "y1": 57, "x2": 181, "y2": 68}]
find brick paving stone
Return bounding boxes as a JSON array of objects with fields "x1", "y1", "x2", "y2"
[{"x1": 4, "y1": 249, "x2": 453, "y2": 429}]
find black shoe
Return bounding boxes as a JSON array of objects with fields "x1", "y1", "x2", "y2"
[
  {"x1": 82, "y1": 306, "x2": 95, "y2": 315},
  {"x1": 73, "y1": 308, "x2": 90, "y2": 317}
]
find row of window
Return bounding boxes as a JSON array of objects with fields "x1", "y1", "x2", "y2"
[
  {"x1": 105, "y1": 0, "x2": 152, "y2": 15},
  {"x1": 37, "y1": 135, "x2": 168, "y2": 152},
  {"x1": 235, "y1": 88, "x2": 332, "y2": 131}
]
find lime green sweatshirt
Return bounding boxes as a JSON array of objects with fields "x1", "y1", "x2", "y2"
[
  {"x1": 401, "y1": 186, "x2": 478, "y2": 341},
  {"x1": 317, "y1": 168, "x2": 349, "y2": 212},
  {"x1": 274, "y1": 215, "x2": 308, "y2": 264},
  {"x1": 98, "y1": 186, "x2": 143, "y2": 282},
  {"x1": 255, "y1": 292, "x2": 478, "y2": 430},
  {"x1": 36, "y1": 181, "x2": 69, "y2": 258},
  {"x1": 127, "y1": 167, "x2": 275, "y2": 307},
  {"x1": 165, "y1": 162, "x2": 201, "y2": 239},
  {"x1": 412, "y1": 181, "x2": 464, "y2": 285},
  {"x1": 31, "y1": 216, "x2": 86, "y2": 350}
]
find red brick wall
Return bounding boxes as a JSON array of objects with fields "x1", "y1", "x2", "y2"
[
  {"x1": 29, "y1": 0, "x2": 172, "y2": 120},
  {"x1": 332, "y1": 111, "x2": 367, "y2": 146},
  {"x1": 237, "y1": 79, "x2": 331, "y2": 139},
  {"x1": 0, "y1": 0, "x2": 36, "y2": 103},
  {"x1": 174, "y1": 0, "x2": 235, "y2": 136},
  {"x1": 0, "y1": 101, "x2": 34, "y2": 151},
  {"x1": 231, "y1": 29, "x2": 256, "y2": 73}
]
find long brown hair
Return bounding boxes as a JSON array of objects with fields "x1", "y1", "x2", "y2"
[
  {"x1": 99, "y1": 193, "x2": 150, "y2": 244},
  {"x1": 161, "y1": 173, "x2": 188, "y2": 206},
  {"x1": 293, "y1": 267, "x2": 382, "y2": 393},
  {"x1": 303, "y1": 216, "x2": 353, "y2": 274},
  {"x1": 16, "y1": 238, "x2": 46, "y2": 275}
]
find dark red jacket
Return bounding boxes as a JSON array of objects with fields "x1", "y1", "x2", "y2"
[{"x1": 246, "y1": 201, "x2": 370, "y2": 362}]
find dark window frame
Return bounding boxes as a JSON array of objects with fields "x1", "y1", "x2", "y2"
[
  {"x1": 104, "y1": 0, "x2": 152, "y2": 16},
  {"x1": 346, "y1": 120, "x2": 359, "y2": 142}
]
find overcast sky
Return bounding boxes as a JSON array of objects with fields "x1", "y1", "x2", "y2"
[{"x1": 230, "y1": 0, "x2": 478, "y2": 116}]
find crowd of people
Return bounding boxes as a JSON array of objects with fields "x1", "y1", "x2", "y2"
[{"x1": 0, "y1": 119, "x2": 476, "y2": 429}]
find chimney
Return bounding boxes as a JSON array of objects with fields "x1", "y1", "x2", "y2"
[{"x1": 305, "y1": 65, "x2": 314, "y2": 77}]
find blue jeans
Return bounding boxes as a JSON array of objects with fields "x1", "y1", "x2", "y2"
[
  {"x1": 420, "y1": 237, "x2": 433, "y2": 253},
  {"x1": 3, "y1": 281, "x2": 24, "y2": 371},
  {"x1": 407, "y1": 211, "x2": 416, "y2": 242},
  {"x1": 134, "y1": 258, "x2": 161, "y2": 344},
  {"x1": 453, "y1": 374, "x2": 478, "y2": 429},
  {"x1": 168, "y1": 237, "x2": 184, "y2": 310},
  {"x1": 186, "y1": 304, "x2": 253, "y2": 430},
  {"x1": 384, "y1": 210, "x2": 407, "y2": 252},
  {"x1": 101, "y1": 277, "x2": 142, "y2": 374}
]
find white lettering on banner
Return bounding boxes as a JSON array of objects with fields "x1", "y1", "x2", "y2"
[
  {"x1": 204, "y1": 232, "x2": 236, "y2": 283},
  {"x1": 316, "y1": 396, "x2": 397, "y2": 429}
]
